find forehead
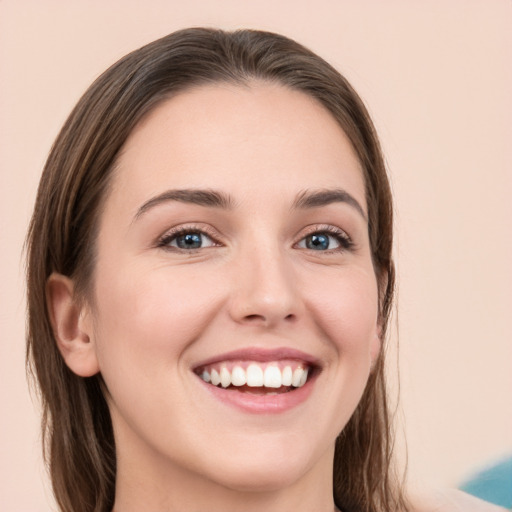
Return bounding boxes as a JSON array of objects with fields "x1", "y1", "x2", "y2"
[{"x1": 109, "y1": 82, "x2": 366, "y2": 215}]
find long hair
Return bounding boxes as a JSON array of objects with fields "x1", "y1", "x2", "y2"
[{"x1": 26, "y1": 28, "x2": 406, "y2": 512}]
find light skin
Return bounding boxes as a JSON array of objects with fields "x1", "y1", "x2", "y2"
[{"x1": 47, "y1": 82, "x2": 381, "y2": 512}]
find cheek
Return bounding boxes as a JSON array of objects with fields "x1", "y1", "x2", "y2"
[
  {"x1": 303, "y1": 267, "x2": 379, "y2": 354},
  {"x1": 88, "y1": 264, "x2": 227, "y2": 441},
  {"x1": 91, "y1": 263, "x2": 224, "y2": 380},
  {"x1": 298, "y1": 267, "x2": 379, "y2": 435}
]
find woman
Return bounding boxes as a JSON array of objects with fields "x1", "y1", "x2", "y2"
[{"x1": 26, "y1": 28, "x2": 501, "y2": 512}]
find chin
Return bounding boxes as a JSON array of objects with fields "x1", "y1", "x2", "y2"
[
  {"x1": 198, "y1": 439, "x2": 324, "y2": 493},
  {"x1": 213, "y1": 462, "x2": 307, "y2": 493}
]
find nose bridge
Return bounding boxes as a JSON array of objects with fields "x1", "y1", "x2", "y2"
[{"x1": 229, "y1": 231, "x2": 299, "y2": 326}]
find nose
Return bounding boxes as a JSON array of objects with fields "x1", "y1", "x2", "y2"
[{"x1": 227, "y1": 243, "x2": 301, "y2": 328}]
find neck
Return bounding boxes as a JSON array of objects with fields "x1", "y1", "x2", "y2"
[
  {"x1": 113, "y1": 480, "x2": 337, "y2": 512},
  {"x1": 112, "y1": 426, "x2": 337, "y2": 512}
]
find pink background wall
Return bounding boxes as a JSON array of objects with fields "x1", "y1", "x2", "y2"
[{"x1": 1, "y1": 1, "x2": 511, "y2": 509}]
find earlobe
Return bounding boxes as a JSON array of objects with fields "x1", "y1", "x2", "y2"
[{"x1": 46, "y1": 273, "x2": 100, "y2": 377}]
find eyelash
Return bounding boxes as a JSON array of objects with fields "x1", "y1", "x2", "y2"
[
  {"x1": 297, "y1": 224, "x2": 354, "y2": 253},
  {"x1": 156, "y1": 224, "x2": 354, "y2": 253},
  {"x1": 157, "y1": 225, "x2": 220, "y2": 252}
]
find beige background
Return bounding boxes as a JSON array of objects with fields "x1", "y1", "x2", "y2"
[{"x1": 1, "y1": 1, "x2": 511, "y2": 510}]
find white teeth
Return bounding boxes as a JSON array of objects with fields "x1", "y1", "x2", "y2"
[
  {"x1": 292, "y1": 368, "x2": 304, "y2": 387},
  {"x1": 246, "y1": 364, "x2": 264, "y2": 387},
  {"x1": 282, "y1": 366, "x2": 292, "y2": 386},
  {"x1": 264, "y1": 366, "x2": 282, "y2": 388},
  {"x1": 220, "y1": 367, "x2": 231, "y2": 388},
  {"x1": 210, "y1": 368, "x2": 221, "y2": 386},
  {"x1": 231, "y1": 366, "x2": 246, "y2": 386},
  {"x1": 199, "y1": 362, "x2": 311, "y2": 389}
]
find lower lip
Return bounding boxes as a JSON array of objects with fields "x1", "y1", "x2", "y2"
[{"x1": 196, "y1": 374, "x2": 317, "y2": 414}]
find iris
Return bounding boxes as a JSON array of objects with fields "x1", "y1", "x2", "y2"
[
  {"x1": 306, "y1": 233, "x2": 330, "y2": 250},
  {"x1": 176, "y1": 233, "x2": 203, "y2": 249}
]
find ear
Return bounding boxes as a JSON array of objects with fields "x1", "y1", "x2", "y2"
[{"x1": 46, "y1": 273, "x2": 100, "y2": 377}]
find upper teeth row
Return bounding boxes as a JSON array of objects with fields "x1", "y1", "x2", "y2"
[{"x1": 200, "y1": 364, "x2": 309, "y2": 389}]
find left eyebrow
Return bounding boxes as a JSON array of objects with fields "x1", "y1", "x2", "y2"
[{"x1": 292, "y1": 188, "x2": 367, "y2": 221}]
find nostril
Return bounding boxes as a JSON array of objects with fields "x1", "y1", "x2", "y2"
[
  {"x1": 244, "y1": 314, "x2": 265, "y2": 322},
  {"x1": 243, "y1": 313, "x2": 296, "y2": 324}
]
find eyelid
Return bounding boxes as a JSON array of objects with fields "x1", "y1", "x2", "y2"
[
  {"x1": 156, "y1": 223, "x2": 223, "y2": 251},
  {"x1": 155, "y1": 222, "x2": 353, "y2": 253},
  {"x1": 294, "y1": 224, "x2": 354, "y2": 251}
]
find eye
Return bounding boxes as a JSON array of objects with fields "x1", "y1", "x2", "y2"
[
  {"x1": 299, "y1": 233, "x2": 340, "y2": 251},
  {"x1": 296, "y1": 228, "x2": 353, "y2": 252},
  {"x1": 159, "y1": 229, "x2": 218, "y2": 251}
]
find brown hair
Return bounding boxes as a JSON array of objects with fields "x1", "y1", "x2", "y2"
[{"x1": 26, "y1": 28, "x2": 406, "y2": 512}]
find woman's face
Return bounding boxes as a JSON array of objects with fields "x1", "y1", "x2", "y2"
[{"x1": 84, "y1": 83, "x2": 380, "y2": 492}]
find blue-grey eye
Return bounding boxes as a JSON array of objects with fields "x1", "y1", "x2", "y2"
[
  {"x1": 298, "y1": 233, "x2": 341, "y2": 251},
  {"x1": 168, "y1": 232, "x2": 215, "y2": 250}
]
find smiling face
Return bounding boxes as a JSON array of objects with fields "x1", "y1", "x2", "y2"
[{"x1": 73, "y1": 82, "x2": 380, "y2": 505}]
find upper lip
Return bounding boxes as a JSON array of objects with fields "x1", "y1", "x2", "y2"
[{"x1": 192, "y1": 347, "x2": 320, "y2": 370}]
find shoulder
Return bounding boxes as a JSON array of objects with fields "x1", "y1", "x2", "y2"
[{"x1": 410, "y1": 488, "x2": 509, "y2": 512}]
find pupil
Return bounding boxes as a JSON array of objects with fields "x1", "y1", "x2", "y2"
[
  {"x1": 307, "y1": 234, "x2": 329, "y2": 250},
  {"x1": 177, "y1": 233, "x2": 202, "y2": 249}
]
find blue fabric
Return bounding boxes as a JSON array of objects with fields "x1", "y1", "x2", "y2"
[{"x1": 459, "y1": 456, "x2": 512, "y2": 508}]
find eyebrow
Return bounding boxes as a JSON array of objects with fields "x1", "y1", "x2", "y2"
[
  {"x1": 133, "y1": 189, "x2": 234, "y2": 222},
  {"x1": 133, "y1": 187, "x2": 366, "y2": 222},
  {"x1": 292, "y1": 188, "x2": 367, "y2": 220}
]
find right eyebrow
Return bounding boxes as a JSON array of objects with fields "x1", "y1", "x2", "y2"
[{"x1": 133, "y1": 188, "x2": 234, "y2": 223}]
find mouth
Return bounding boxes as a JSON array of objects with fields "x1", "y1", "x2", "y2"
[
  {"x1": 194, "y1": 360, "x2": 311, "y2": 395},
  {"x1": 192, "y1": 348, "x2": 320, "y2": 412}
]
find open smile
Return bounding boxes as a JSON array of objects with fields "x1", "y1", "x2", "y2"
[
  {"x1": 195, "y1": 360, "x2": 310, "y2": 393},
  {"x1": 192, "y1": 348, "x2": 320, "y2": 412}
]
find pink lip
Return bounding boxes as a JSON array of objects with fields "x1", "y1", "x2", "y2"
[
  {"x1": 192, "y1": 346, "x2": 320, "y2": 369},
  {"x1": 192, "y1": 346, "x2": 320, "y2": 414},
  {"x1": 196, "y1": 372, "x2": 318, "y2": 414}
]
